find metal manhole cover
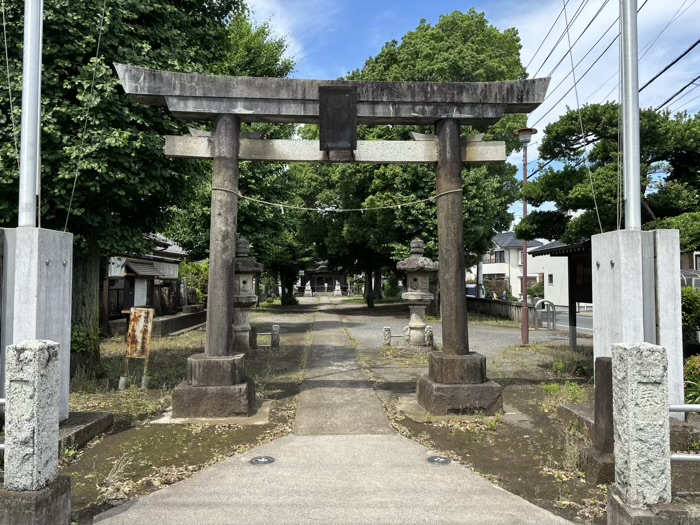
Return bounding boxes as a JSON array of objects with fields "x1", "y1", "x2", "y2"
[
  {"x1": 250, "y1": 456, "x2": 275, "y2": 465},
  {"x1": 427, "y1": 455, "x2": 451, "y2": 465}
]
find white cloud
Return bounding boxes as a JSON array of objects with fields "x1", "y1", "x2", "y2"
[{"x1": 246, "y1": 0, "x2": 343, "y2": 78}]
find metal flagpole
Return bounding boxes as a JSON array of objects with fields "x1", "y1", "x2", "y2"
[
  {"x1": 621, "y1": 0, "x2": 641, "y2": 230},
  {"x1": 18, "y1": 0, "x2": 43, "y2": 227}
]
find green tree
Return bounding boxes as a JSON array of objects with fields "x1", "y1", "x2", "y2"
[
  {"x1": 515, "y1": 103, "x2": 700, "y2": 247},
  {"x1": 293, "y1": 10, "x2": 527, "y2": 306},
  {"x1": 0, "y1": 1, "x2": 299, "y2": 364}
]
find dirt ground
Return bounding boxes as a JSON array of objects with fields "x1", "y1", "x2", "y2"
[{"x1": 16, "y1": 296, "x2": 697, "y2": 523}]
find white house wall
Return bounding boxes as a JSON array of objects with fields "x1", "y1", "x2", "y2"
[{"x1": 529, "y1": 255, "x2": 569, "y2": 306}]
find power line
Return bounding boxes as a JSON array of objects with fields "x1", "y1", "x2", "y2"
[
  {"x1": 586, "y1": 0, "x2": 694, "y2": 103},
  {"x1": 532, "y1": 34, "x2": 618, "y2": 127},
  {"x1": 639, "y1": 37, "x2": 700, "y2": 93},
  {"x1": 525, "y1": 0, "x2": 570, "y2": 70},
  {"x1": 666, "y1": 82, "x2": 700, "y2": 111},
  {"x1": 545, "y1": 0, "x2": 612, "y2": 78},
  {"x1": 669, "y1": 88, "x2": 700, "y2": 113},
  {"x1": 655, "y1": 74, "x2": 700, "y2": 111},
  {"x1": 531, "y1": 0, "x2": 649, "y2": 127},
  {"x1": 562, "y1": 0, "x2": 602, "y2": 233},
  {"x1": 532, "y1": 0, "x2": 590, "y2": 78},
  {"x1": 540, "y1": 3, "x2": 618, "y2": 104}
]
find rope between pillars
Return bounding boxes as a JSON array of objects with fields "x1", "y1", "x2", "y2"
[{"x1": 210, "y1": 187, "x2": 463, "y2": 213}]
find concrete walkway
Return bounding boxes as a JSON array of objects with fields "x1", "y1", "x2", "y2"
[{"x1": 95, "y1": 298, "x2": 571, "y2": 525}]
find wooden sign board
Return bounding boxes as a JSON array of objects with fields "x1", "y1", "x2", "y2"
[{"x1": 126, "y1": 307, "x2": 155, "y2": 358}]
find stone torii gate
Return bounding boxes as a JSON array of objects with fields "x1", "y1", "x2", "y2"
[{"x1": 115, "y1": 64, "x2": 548, "y2": 418}]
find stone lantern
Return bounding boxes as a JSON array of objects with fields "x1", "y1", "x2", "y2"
[
  {"x1": 397, "y1": 238, "x2": 438, "y2": 347},
  {"x1": 233, "y1": 237, "x2": 263, "y2": 353}
]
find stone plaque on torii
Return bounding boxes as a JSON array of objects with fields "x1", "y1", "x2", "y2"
[{"x1": 115, "y1": 64, "x2": 549, "y2": 417}]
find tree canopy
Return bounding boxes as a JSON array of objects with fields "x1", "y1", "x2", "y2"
[
  {"x1": 291, "y1": 10, "x2": 528, "y2": 302},
  {"x1": 515, "y1": 103, "x2": 700, "y2": 251},
  {"x1": 0, "y1": 0, "x2": 296, "y2": 356}
]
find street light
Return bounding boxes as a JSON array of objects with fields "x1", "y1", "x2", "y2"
[{"x1": 514, "y1": 127, "x2": 537, "y2": 345}]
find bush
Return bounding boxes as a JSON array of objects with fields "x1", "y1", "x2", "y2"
[
  {"x1": 180, "y1": 260, "x2": 209, "y2": 304},
  {"x1": 528, "y1": 282, "x2": 544, "y2": 299},
  {"x1": 682, "y1": 287, "x2": 700, "y2": 343},
  {"x1": 684, "y1": 355, "x2": 700, "y2": 403},
  {"x1": 383, "y1": 274, "x2": 400, "y2": 298}
]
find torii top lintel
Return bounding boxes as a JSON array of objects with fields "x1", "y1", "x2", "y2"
[{"x1": 115, "y1": 64, "x2": 550, "y2": 126}]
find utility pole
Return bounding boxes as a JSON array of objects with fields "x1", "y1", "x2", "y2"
[
  {"x1": 514, "y1": 128, "x2": 537, "y2": 345},
  {"x1": 621, "y1": 0, "x2": 641, "y2": 229},
  {"x1": 18, "y1": 0, "x2": 43, "y2": 227}
]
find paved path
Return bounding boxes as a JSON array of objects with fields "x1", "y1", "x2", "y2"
[{"x1": 96, "y1": 298, "x2": 571, "y2": 525}]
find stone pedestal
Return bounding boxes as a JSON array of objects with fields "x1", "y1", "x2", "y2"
[
  {"x1": 172, "y1": 353, "x2": 254, "y2": 417},
  {"x1": 416, "y1": 352, "x2": 502, "y2": 415},
  {"x1": 333, "y1": 281, "x2": 342, "y2": 296},
  {"x1": 304, "y1": 282, "x2": 313, "y2": 297},
  {"x1": 0, "y1": 476, "x2": 72, "y2": 525}
]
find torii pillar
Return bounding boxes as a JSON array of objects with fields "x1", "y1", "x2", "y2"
[
  {"x1": 416, "y1": 119, "x2": 503, "y2": 415},
  {"x1": 172, "y1": 114, "x2": 256, "y2": 418}
]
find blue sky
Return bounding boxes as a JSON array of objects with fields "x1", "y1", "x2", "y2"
[{"x1": 247, "y1": 0, "x2": 700, "y2": 227}]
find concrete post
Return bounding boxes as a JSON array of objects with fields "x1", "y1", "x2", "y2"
[
  {"x1": 383, "y1": 327, "x2": 391, "y2": 346},
  {"x1": 0, "y1": 228, "x2": 73, "y2": 421},
  {"x1": 435, "y1": 119, "x2": 468, "y2": 356},
  {"x1": 594, "y1": 357, "x2": 614, "y2": 454},
  {"x1": 612, "y1": 342, "x2": 671, "y2": 508},
  {"x1": 271, "y1": 325, "x2": 280, "y2": 352},
  {"x1": 4, "y1": 340, "x2": 60, "y2": 491},
  {"x1": 205, "y1": 114, "x2": 240, "y2": 358},
  {"x1": 0, "y1": 340, "x2": 72, "y2": 525}
]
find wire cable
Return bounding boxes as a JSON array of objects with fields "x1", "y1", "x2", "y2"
[
  {"x1": 587, "y1": 0, "x2": 694, "y2": 103},
  {"x1": 525, "y1": 0, "x2": 569, "y2": 70},
  {"x1": 64, "y1": 0, "x2": 108, "y2": 231},
  {"x1": 545, "y1": 0, "x2": 612, "y2": 79},
  {"x1": 541, "y1": 4, "x2": 618, "y2": 104},
  {"x1": 1, "y1": 0, "x2": 18, "y2": 169},
  {"x1": 655, "y1": 74, "x2": 700, "y2": 111},
  {"x1": 563, "y1": 0, "x2": 603, "y2": 233},
  {"x1": 532, "y1": 0, "x2": 590, "y2": 78},
  {"x1": 639, "y1": 37, "x2": 700, "y2": 93},
  {"x1": 666, "y1": 83, "x2": 700, "y2": 111}
]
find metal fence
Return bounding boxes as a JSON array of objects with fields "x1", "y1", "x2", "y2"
[{"x1": 670, "y1": 404, "x2": 700, "y2": 462}]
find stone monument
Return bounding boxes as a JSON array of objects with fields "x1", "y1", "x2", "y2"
[
  {"x1": 304, "y1": 281, "x2": 313, "y2": 297},
  {"x1": 396, "y1": 239, "x2": 438, "y2": 348},
  {"x1": 232, "y1": 237, "x2": 263, "y2": 354},
  {"x1": 333, "y1": 281, "x2": 342, "y2": 296}
]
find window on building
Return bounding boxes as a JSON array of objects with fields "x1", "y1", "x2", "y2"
[
  {"x1": 548, "y1": 274, "x2": 554, "y2": 285},
  {"x1": 494, "y1": 250, "x2": 505, "y2": 263},
  {"x1": 696, "y1": 253, "x2": 700, "y2": 270},
  {"x1": 518, "y1": 250, "x2": 523, "y2": 265}
]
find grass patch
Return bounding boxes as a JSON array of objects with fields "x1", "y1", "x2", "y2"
[
  {"x1": 541, "y1": 382, "x2": 589, "y2": 413},
  {"x1": 379, "y1": 346, "x2": 429, "y2": 366},
  {"x1": 468, "y1": 313, "x2": 520, "y2": 328}
]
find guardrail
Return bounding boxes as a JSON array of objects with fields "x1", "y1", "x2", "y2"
[{"x1": 669, "y1": 404, "x2": 700, "y2": 462}]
